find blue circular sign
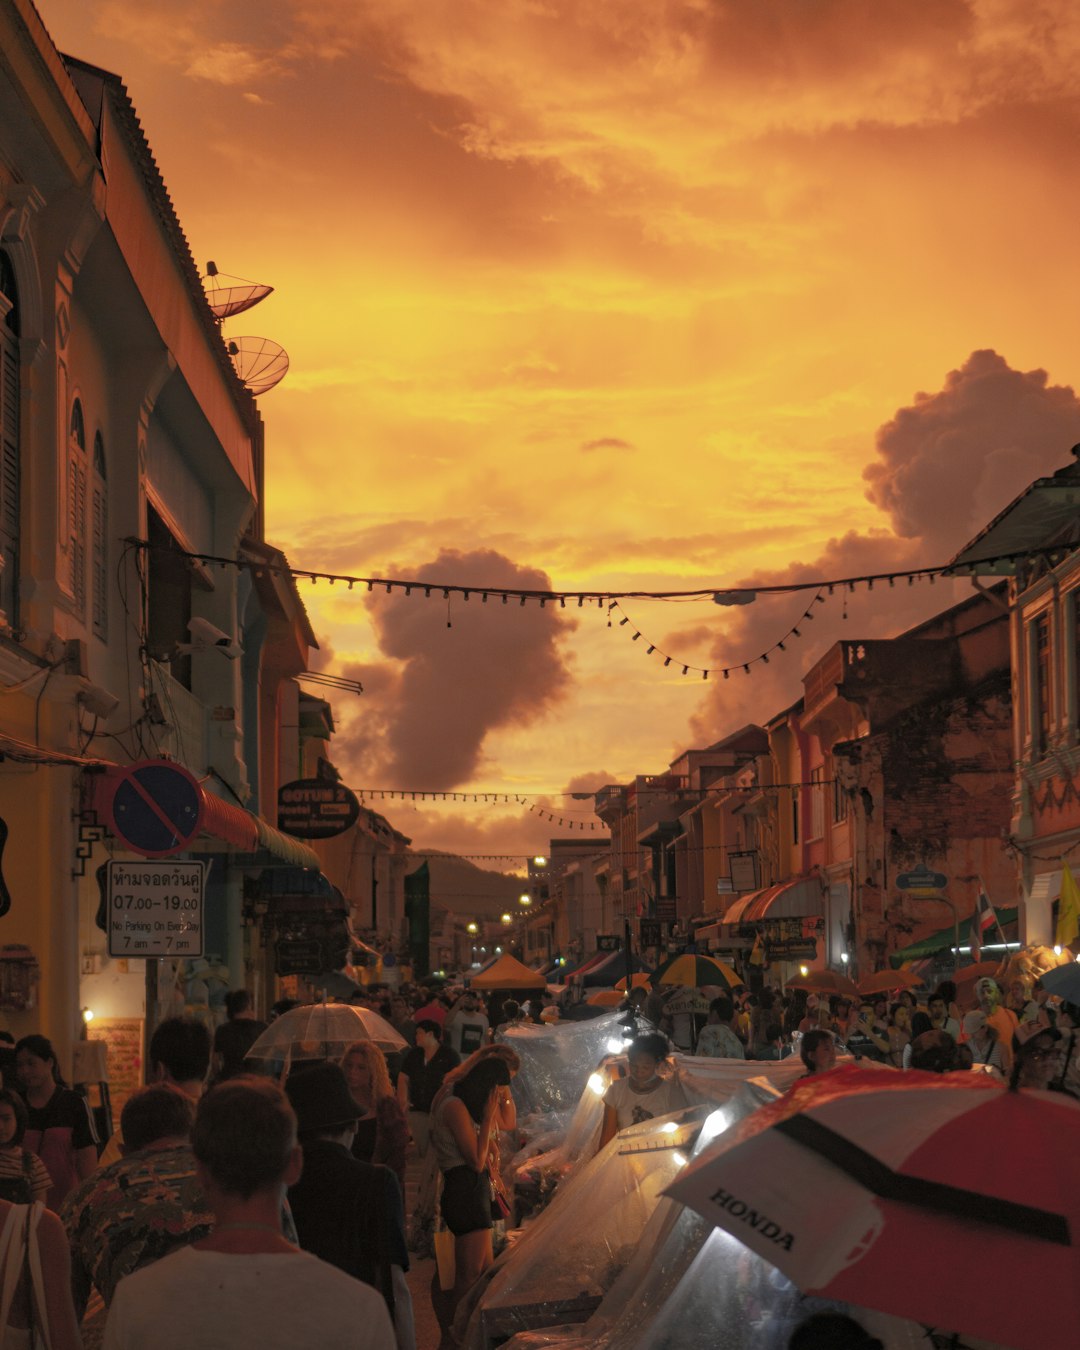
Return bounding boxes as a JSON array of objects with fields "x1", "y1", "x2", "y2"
[{"x1": 106, "y1": 759, "x2": 204, "y2": 858}]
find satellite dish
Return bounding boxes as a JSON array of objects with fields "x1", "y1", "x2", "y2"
[
  {"x1": 227, "y1": 337, "x2": 289, "y2": 395},
  {"x1": 202, "y1": 261, "x2": 274, "y2": 320}
]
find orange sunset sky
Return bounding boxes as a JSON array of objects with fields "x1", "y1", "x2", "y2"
[{"x1": 37, "y1": 1, "x2": 1080, "y2": 867}]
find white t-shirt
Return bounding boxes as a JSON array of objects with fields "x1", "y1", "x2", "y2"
[
  {"x1": 603, "y1": 1075, "x2": 688, "y2": 1131},
  {"x1": 104, "y1": 1246, "x2": 396, "y2": 1350}
]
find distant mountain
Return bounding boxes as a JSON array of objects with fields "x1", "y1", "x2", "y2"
[{"x1": 404, "y1": 851, "x2": 527, "y2": 921}]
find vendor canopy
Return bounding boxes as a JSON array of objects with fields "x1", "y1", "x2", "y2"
[
  {"x1": 580, "y1": 950, "x2": 652, "y2": 988},
  {"x1": 889, "y1": 907, "x2": 1018, "y2": 967},
  {"x1": 470, "y1": 952, "x2": 547, "y2": 990}
]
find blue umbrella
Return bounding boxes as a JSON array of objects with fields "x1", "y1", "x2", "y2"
[{"x1": 1039, "y1": 963, "x2": 1080, "y2": 1004}]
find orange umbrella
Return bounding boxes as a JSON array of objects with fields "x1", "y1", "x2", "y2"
[
  {"x1": 614, "y1": 973, "x2": 652, "y2": 992},
  {"x1": 786, "y1": 970, "x2": 860, "y2": 999},
  {"x1": 587, "y1": 989, "x2": 625, "y2": 1007},
  {"x1": 857, "y1": 969, "x2": 924, "y2": 997}
]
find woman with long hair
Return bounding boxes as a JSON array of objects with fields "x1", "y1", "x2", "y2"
[
  {"x1": 416, "y1": 1045, "x2": 521, "y2": 1257},
  {"x1": 429, "y1": 1056, "x2": 512, "y2": 1330},
  {"x1": 341, "y1": 1041, "x2": 409, "y2": 1193},
  {"x1": 14, "y1": 1035, "x2": 98, "y2": 1211}
]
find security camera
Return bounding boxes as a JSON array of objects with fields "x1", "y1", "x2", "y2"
[
  {"x1": 77, "y1": 681, "x2": 120, "y2": 718},
  {"x1": 187, "y1": 617, "x2": 230, "y2": 647},
  {"x1": 179, "y1": 617, "x2": 243, "y2": 660}
]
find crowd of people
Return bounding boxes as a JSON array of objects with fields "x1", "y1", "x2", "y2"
[{"x1": 0, "y1": 963, "x2": 1073, "y2": 1347}]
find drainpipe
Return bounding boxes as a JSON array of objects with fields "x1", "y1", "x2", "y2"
[{"x1": 790, "y1": 711, "x2": 813, "y2": 878}]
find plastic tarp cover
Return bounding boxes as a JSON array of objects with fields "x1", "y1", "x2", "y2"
[
  {"x1": 495, "y1": 1077, "x2": 1006, "y2": 1350},
  {"x1": 461, "y1": 1102, "x2": 714, "y2": 1350},
  {"x1": 501, "y1": 1010, "x2": 628, "y2": 1117}
]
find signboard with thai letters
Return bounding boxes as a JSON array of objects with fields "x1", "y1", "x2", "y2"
[{"x1": 107, "y1": 859, "x2": 204, "y2": 959}]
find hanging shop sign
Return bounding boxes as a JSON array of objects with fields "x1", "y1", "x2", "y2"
[
  {"x1": 655, "y1": 896, "x2": 677, "y2": 921},
  {"x1": 895, "y1": 864, "x2": 948, "y2": 895},
  {"x1": 106, "y1": 859, "x2": 205, "y2": 959},
  {"x1": 765, "y1": 938, "x2": 820, "y2": 961},
  {"x1": 274, "y1": 937, "x2": 324, "y2": 976},
  {"x1": 729, "y1": 852, "x2": 760, "y2": 892},
  {"x1": 277, "y1": 778, "x2": 361, "y2": 839},
  {"x1": 596, "y1": 934, "x2": 622, "y2": 952},
  {"x1": 105, "y1": 760, "x2": 203, "y2": 858},
  {"x1": 639, "y1": 920, "x2": 663, "y2": 948}
]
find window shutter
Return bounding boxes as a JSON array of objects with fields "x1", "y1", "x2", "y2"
[{"x1": 0, "y1": 342, "x2": 16, "y2": 622}]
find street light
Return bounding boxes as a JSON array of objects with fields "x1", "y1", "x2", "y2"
[
  {"x1": 519, "y1": 893, "x2": 531, "y2": 907},
  {"x1": 533, "y1": 855, "x2": 547, "y2": 867},
  {"x1": 501, "y1": 913, "x2": 512, "y2": 925},
  {"x1": 466, "y1": 921, "x2": 479, "y2": 934}
]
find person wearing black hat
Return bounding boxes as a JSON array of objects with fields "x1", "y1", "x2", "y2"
[{"x1": 285, "y1": 1063, "x2": 415, "y2": 1350}]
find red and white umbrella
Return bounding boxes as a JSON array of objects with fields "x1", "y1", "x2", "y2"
[{"x1": 665, "y1": 1065, "x2": 1080, "y2": 1350}]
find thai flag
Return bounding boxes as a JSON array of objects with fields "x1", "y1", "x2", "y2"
[{"x1": 969, "y1": 882, "x2": 999, "y2": 962}]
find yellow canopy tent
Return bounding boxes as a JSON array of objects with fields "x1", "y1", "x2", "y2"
[{"x1": 469, "y1": 953, "x2": 548, "y2": 991}]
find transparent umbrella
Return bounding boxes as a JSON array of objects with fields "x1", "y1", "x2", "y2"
[{"x1": 244, "y1": 1002, "x2": 407, "y2": 1064}]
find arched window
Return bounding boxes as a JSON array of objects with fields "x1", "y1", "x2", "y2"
[
  {"x1": 0, "y1": 251, "x2": 19, "y2": 626},
  {"x1": 68, "y1": 399, "x2": 87, "y2": 614},
  {"x1": 92, "y1": 431, "x2": 108, "y2": 639}
]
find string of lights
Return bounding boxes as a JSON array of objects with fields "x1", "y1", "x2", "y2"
[
  {"x1": 355, "y1": 781, "x2": 834, "y2": 801},
  {"x1": 357, "y1": 778, "x2": 836, "y2": 830},
  {"x1": 606, "y1": 593, "x2": 827, "y2": 679},
  {"x1": 127, "y1": 537, "x2": 1063, "y2": 606}
]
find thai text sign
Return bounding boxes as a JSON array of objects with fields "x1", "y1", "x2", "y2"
[{"x1": 107, "y1": 860, "x2": 205, "y2": 959}]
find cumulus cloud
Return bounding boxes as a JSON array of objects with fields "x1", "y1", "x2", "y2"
[
  {"x1": 330, "y1": 549, "x2": 576, "y2": 789},
  {"x1": 688, "y1": 350, "x2": 1080, "y2": 745},
  {"x1": 863, "y1": 349, "x2": 1080, "y2": 553}
]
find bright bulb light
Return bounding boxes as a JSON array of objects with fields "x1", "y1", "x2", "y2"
[
  {"x1": 605, "y1": 1038, "x2": 624, "y2": 1054},
  {"x1": 1054, "y1": 945, "x2": 1062, "y2": 956},
  {"x1": 533, "y1": 856, "x2": 547, "y2": 866},
  {"x1": 799, "y1": 965, "x2": 809, "y2": 977},
  {"x1": 501, "y1": 914, "x2": 512, "y2": 924},
  {"x1": 661, "y1": 1121, "x2": 679, "y2": 1134},
  {"x1": 81, "y1": 1008, "x2": 94, "y2": 1024},
  {"x1": 519, "y1": 895, "x2": 531, "y2": 906},
  {"x1": 466, "y1": 922, "x2": 478, "y2": 934},
  {"x1": 840, "y1": 953, "x2": 849, "y2": 964},
  {"x1": 588, "y1": 1072, "x2": 606, "y2": 1096},
  {"x1": 698, "y1": 1108, "x2": 729, "y2": 1147},
  {"x1": 673, "y1": 1151, "x2": 688, "y2": 1167}
]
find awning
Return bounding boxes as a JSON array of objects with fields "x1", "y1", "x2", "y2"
[
  {"x1": 580, "y1": 950, "x2": 652, "y2": 987},
  {"x1": 721, "y1": 876, "x2": 823, "y2": 925},
  {"x1": 252, "y1": 815, "x2": 320, "y2": 869},
  {"x1": 90, "y1": 763, "x2": 321, "y2": 869},
  {"x1": 568, "y1": 950, "x2": 609, "y2": 978},
  {"x1": 889, "y1": 907, "x2": 1019, "y2": 967}
]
